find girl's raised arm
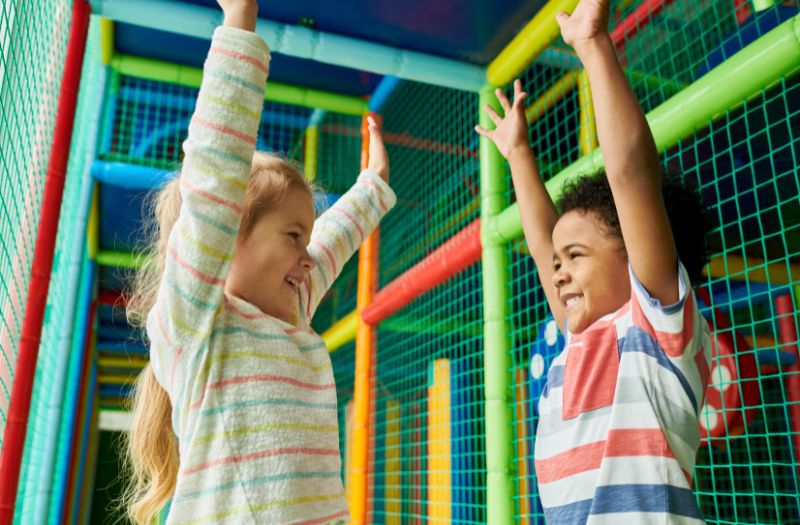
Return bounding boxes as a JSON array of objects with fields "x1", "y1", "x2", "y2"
[
  {"x1": 301, "y1": 118, "x2": 396, "y2": 322},
  {"x1": 150, "y1": 1, "x2": 269, "y2": 347}
]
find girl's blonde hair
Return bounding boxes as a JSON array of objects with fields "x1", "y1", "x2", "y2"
[{"x1": 121, "y1": 152, "x2": 311, "y2": 524}]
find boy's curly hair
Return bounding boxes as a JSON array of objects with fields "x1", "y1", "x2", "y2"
[{"x1": 555, "y1": 170, "x2": 712, "y2": 285}]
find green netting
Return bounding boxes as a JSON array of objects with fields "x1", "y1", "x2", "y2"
[
  {"x1": 346, "y1": 80, "x2": 487, "y2": 523},
  {"x1": 15, "y1": 16, "x2": 103, "y2": 523},
  {"x1": 379, "y1": 81, "x2": 480, "y2": 285},
  {"x1": 309, "y1": 111, "x2": 362, "y2": 332},
  {"x1": 330, "y1": 341, "x2": 356, "y2": 488},
  {"x1": 102, "y1": 75, "x2": 314, "y2": 169},
  {"x1": 315, "y1": 112, "x2": 363, "y2": 194},
  {"x1": 507, "y1": 2, "x2": 799, "y2": 523},
  {"x1": 0, "y1": 0, "x2": 72, "y2": 440},
  {"x1": 4, "y1": 1, "x2": 794, "y2": 522}
]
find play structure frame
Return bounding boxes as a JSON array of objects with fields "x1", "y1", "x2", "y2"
[{"x1": 1, "y1": 1, "x2": 799, "y2": 523}]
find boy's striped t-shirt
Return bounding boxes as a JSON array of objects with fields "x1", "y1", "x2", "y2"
[
  {"x1": 534, "y1": 263, "x2": 711, "y2": 524},
  {"x1": 145, "y1": 27, "x2": 396, "y2": 524}
]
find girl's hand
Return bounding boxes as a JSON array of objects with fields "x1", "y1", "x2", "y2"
[
  {"x1": 217, "y1": 0, "x2": 258, "y2": 32},
  {"x1": 556, "y1": 0, "x2": 610, "y2": 52},
  {"x1": 474, "y1": 79, "x2": 530, "y2": 161},
  {"x1": 367, "y1": 116, "x2": 390, "y2": 182}
]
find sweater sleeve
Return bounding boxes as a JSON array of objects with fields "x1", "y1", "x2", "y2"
[
  {"x1": 148, "y1": 27, "x2": 270, "y2": 354},
  {"x1": 300, "y1": 169, "x2": 396, "y2": 322}
]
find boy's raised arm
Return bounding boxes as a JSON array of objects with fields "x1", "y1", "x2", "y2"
[
  {"x1": 476, "y1": 81, "x2": 564, "y2": 329},
  {"x1": 557, "y1": 0, "x2": 679, "y2": 304}
]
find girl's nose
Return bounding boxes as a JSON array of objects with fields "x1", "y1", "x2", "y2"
[{"x1": 300, "y1": 248, "x2": 315, "y2": 272}]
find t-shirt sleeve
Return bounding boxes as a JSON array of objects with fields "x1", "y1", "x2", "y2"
[{"x1": 628, "y1": 261, "x2": 698, "y2": 359}]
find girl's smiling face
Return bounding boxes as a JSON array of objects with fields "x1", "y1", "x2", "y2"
[
  {"x1": 226, "y1": 185, "x2": 315, "y2": 324},
  {"x1": 551, "y1": 210, "x2": 630, "y2": 334}
]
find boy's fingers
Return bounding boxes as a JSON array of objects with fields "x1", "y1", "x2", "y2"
[
  {"x1": 484, "y1": 104, "x2": 503, "y2": 126},
  {"x1": 474, "y1": 125, "x2": 491, "y2": 138},
  {"x1": 514, "y1": 91, "x2": 528, "y2": 108},
  {"x1": 496, "y1": 88, "x2": 512, "y2": 112}
]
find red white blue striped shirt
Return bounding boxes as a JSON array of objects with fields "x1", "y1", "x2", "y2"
[{"x1": 534, "y1": 263, "x2": 711, "y2": 524}]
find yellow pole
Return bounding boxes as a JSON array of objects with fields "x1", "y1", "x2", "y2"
[
  {"x1": 384, "y1": 399, "x2": 402, "y2": 524},
  {"x1": 487, "y1": 0, "x2": 580, "y2": 86},
  {"x1": 322, "y1": 311, "x2": 357, "y2": 352},
  {"x1": 704, "y1": 254, "x2": 799, "y2": 285},
  {"x1": 99, "y1": 18, "x2": 114, "y2": 65},
  {"x1": 578, "y1": 69, "x2": 598, "y2": 154},
  {"x1": 304, "y1": 125, "x2": 319, "y2": 182},
  {"x1": 514, "y1": 367, "x2": 531, "y2": 524},
  {"x1": 525, "y1": 71, "x2": 581, "y2": 124},
  {"x1": 427, "y1": 359, "x2": 451, "y2": 523}
]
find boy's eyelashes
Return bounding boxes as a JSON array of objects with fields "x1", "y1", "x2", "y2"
[{"x1": 553, "y1": 252, "x2": 584, "y2": 270}]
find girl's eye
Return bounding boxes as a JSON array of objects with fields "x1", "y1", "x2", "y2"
[{"x1": 288, "y1": 232, "x2": 301, "y2": 241}]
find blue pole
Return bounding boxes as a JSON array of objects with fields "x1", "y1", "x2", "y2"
[
  {"x1": 89, "y1": 0, "x2": 486, "y2": 92},
  {"x1": 368, "y1": 76, "x2": 401, "y2": 113}
]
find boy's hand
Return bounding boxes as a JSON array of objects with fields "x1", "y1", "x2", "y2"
[
  {"x1": 474, "y1": 79, "x2": 530, "y2": 161},
  {"x1": 217, "y1": 0, "x2": 258, "y2": 32},
  {"x1": 556, "y1": 0, "x2": 610, "y2": 52},
  {"x1": 367, "y1": 116, "x2": 390, "y2": 183}
]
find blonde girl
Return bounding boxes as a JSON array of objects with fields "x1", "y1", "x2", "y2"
[{"x1": 122, "y1": 1, "x2": 395, "y2": 523}]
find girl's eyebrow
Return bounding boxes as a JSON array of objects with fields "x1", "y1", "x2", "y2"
[{"x1": 287, "y1": 221, "x2": 309, "y2": 234}]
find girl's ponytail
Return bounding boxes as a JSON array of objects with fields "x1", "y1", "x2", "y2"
[
  {"x1": 121, "y1": 176, "x2": 181, "y2": 524},
  {"x1": 121, "y1": 366, "x2": 178, "y2": 524},
  {"x1": 121, "y1": 153, "x2": 311, "y2": 523}
]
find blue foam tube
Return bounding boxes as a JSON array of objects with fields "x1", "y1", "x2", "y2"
[
  {"x1": 67, "y1": 360, "x2": 97, "y2": 525},
  {"x1": 23, "y1": 178, "x2": 96, "y2": 525},
  {"x1": 91, "y1": 160, "x2": 176, "y2": 190},
  {"x1": 308, "y1": 109, "x2": 327, "y2": 127},
  {"x1": 89, "y1": 0, "x2": 486, "y2": 92},
  {"x1": 96, "y1": 341, "x2": 149, "y2": 355},
  {"x1": 50, "y1": 260, "x2": 96, "y2": 525},
  {"x1": 368, "y1": 76, "x2": 401, "y2": 113}
]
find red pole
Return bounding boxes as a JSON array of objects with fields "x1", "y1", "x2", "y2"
[
  {"x1": 775, "y1": 294, "x2": 800, "y2": 481},
  {"x1": 362, "y1": 219, "x2": 481, "y2": 324},
  {"x1": 610, "y1": 0, "x2": 676, "y2": 46},
  {"x1": 0, "y1": 1, "x2": 91, "y2": 521},
  {"x1": 733, "y1": 0, "x2": 752, "y2": 25}
]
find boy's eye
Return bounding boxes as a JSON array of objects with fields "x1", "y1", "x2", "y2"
[
  {"x1": 570, "y1": 252, "x2": 582, "y2": 260},
  {"x1": 553, "y1": 262, "x2": 561, "y2": 271}
]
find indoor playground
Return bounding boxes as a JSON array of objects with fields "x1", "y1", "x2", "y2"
[{"x1": 0, "y1": 0, "x2": 799, "y2": 523}]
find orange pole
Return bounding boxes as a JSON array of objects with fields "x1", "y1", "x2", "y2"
[{"x1": 349, "y1": 112, "x2": 381, "y2": 523}]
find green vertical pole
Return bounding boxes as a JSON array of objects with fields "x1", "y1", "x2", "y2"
[{"x1": 479, "y1": 85, "x2": 515, "y2": 524}]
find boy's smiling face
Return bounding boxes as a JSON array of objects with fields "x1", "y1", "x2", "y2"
[{"x1": 551, "y1": 210, "x2": 631, "y2": 334}]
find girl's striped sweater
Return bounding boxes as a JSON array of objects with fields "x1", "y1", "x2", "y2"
[{"x1": 146, "y1": 26, "x2": 396, "y2": 524}]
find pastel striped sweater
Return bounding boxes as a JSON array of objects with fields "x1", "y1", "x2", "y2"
[{"x1": 146, "y1": 27, "x2": 396, "y2": 524}]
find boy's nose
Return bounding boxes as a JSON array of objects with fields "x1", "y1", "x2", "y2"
[{"x1": 552, "y1": 268, "x2": 569, "y2": 288}]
